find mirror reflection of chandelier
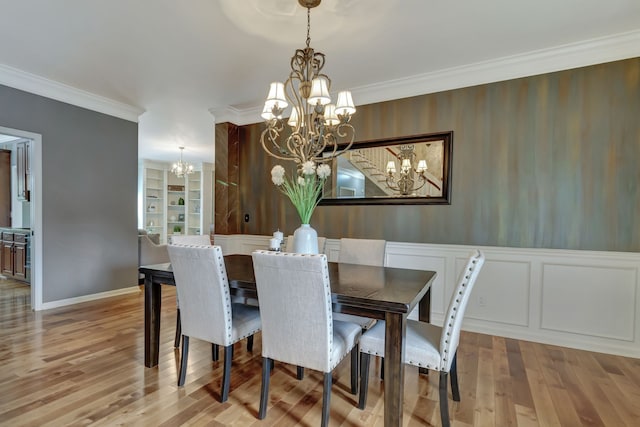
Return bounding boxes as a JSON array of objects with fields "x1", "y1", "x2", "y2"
[
  {"x1": 385, "y1": 145, "x2": 428, "y2": 196},
  {"x1": 260, "y1": 0, "x2": 356, "y2": 166},
  {"x1": 171, "y1": 146, "x2": 194, "y2": 178}
]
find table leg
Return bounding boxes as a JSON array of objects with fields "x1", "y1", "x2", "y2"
[
  {"x1": 419, "y1": 287, "x2": 431, "y2": 323},
  {"x1": 384, "y1": 312, "x2": 407, "y2": 427},
  {"x1": 419, "y1": 288, "x2": 431, "y2": 374},
  {"x1": 144, "y1": 275, "x2": 161, "y2": 368}
]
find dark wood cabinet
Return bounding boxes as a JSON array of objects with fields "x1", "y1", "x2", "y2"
[
  {"x1": 1, "y1": 231, "x2": 29, "y2": 282},
  {"x1": 1, "y1": 232, "x2": 14, "y2": 276},
  {"x1": 13, "y1": 233, "x2": 27, "y2": 280},
  {"x1": 16, "y1": 141, "x2": 30, "y2": 201}
]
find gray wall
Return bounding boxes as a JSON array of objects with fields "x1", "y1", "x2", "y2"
[
  {"x1": 0, "y1": 84, "x2": 138, "y2": 302},
  {"x1": 237, "y1": 58, "x2": 640, "y2": 252}
]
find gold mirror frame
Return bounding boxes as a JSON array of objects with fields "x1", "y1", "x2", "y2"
[{"x1": 319, "y1": 131, "x2": 453, "y2": 206}]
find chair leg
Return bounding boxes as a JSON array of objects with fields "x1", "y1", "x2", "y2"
[
  {"x1": 350, "y1": 344, "x2": 359, "y2": 395},
  {"x1": 358, "y1": 352, "x2": 371, "y2": 410},
  {"x1": 177, "y1": 336, "x2": 189, "y2": 386},
  {"x1": 321, "y1": 372, "x2": 332, "y2": 427},
  {"x1": 297, "y1": 366, "x2": 304, "y2": 380},
  {"x1": 450, "y1": 352, "x2": 460, "y2": 402},
  {"x1": 212, "y1": 344, "x2": 219, "y2": 361},
  {"x1": 380, "y1": 357, "x2": 384, "y2": 380},
  {"x1": 439, "y1": 371, "x2": 450, "y2": 427},
  {"x1": 220, "y1": 345, "x2": 233, "y2": 402},
  {"x1": 259, "y1": 357, "x2": 271, "y2": 419},
  {"x1": 247, "y1": 334, "x2": 254, "y2": 352},
  {"x1": 174, "y1": 309, "x2": 181, "y2": 348}
]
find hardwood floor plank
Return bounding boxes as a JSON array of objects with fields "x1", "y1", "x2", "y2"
[
  {"x1": 492, "y1": 336, "x2": 518, "y2": 426},
  {"x1": 473, "y1": 346, "x2": 496, "y2": 426},
  {"x1": 535, "y1": 345, "x2": 585, "y2": 426},
  {"x1": 454, "y1": 331, "x2": 478, "y2": 425},
  {"x1": 519, "y1": 340, "x2": 561, "y2": 427},
  {"x1": 505, "y1": 338, "x2": 535, "y2": 410},
  {"x1": 1, "y1": 280, "x2": 639, "y2": 426}
]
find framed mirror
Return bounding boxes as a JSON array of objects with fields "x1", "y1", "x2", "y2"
[{"x1": 319, "y1": 131, "x2": 453, "y2": 205}]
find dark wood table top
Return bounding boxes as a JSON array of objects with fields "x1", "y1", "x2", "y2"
[{"x1": 140, "y1": 254, "x2": 436, "y2": 319}]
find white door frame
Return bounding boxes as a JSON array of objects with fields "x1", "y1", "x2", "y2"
[{"x1": 0, "y1": 126, "x2": 42, "y2": 310}]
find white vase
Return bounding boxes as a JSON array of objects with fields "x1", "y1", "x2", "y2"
[{"x1": 292, "y1": 224, "x2": 319, "y2": 254}]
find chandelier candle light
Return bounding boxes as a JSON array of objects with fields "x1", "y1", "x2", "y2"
[
  {"x1": 385, "y1": 145, "x2": 429, "y2": 196},
  {"x1": 261, "y1": 0, "x2": 357, "y2": 254},
  {"x1": 260, "y1": 0, "x2": 356, "y2": 165},
  {"x1": 171, "y1": 146, "x2": 194, "y2": 178}
]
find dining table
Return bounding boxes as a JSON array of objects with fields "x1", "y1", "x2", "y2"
[{"x1": 140, "y1": 254, "x2": 436, "y2": 427}]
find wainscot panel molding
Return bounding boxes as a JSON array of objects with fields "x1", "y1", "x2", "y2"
[{"x1": 216, "y1": 234, "x2": 640, "y2": 359}]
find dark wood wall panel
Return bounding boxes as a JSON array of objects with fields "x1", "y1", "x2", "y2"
[
  {"x1": 214, "y1": 123, "x2": 241, "y2": 234},
  {"x1": 231, "y1": 58, "x2": 640, "y2": 252}
]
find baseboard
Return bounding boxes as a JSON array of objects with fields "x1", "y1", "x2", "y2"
[{"x1": 40, "y1": 285, "x2": 141, "y2": 311}]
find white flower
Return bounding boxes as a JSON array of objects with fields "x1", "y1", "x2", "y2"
[
  {"x1": 297, "y1": 176, "x2": 306, "y2": 186},
  {"x1": 301, "y1": 161, "x2": 316, "y2": 176},
  {"x1": 271, "y1": 165, "x2": 285, "y2": 186},
  {"x1": 317, "y1": 164, "x2": 331, "y2": 179}
]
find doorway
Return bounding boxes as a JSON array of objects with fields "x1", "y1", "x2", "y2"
[{"x1": 0, "y1": 127, "x2": 41, "y2": 310}]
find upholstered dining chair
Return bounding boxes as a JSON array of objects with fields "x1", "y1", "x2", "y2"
[
  {"x1": 285, "y1": 235, "x2": 327, "y2": 254},
  {"x1": 167, "y1": 244, "x2": 261, "y2": 402},
  {"x1": 332, "y1": 238, "x2": 387, "y2": 331},
  {"x1": 251, "y1": 251, "x2": 362, "y2": 427},
  {"x1": 357, "y1": 250, "x2": 485, "y2": 427},
  {"x1": 169, "y1": 234, "x2": 212, "y2": 348},
  {"x1": 170, "y1": 234, "x2": 211, "y2": 245}
]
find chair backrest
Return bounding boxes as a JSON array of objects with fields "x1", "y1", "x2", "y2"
[
  {"x1": 338, "y1": 238, "x2": 386, "y2": 266},
  {"x1": 439, "y1": 250, "x2": 485, "y2": 371},
  {"x1": 138, "y1": 234, "x2": 169, "y2": 266},
  {"x1": 285, "y1": 235, "x2": 327, "y2": 254},
  {"x1": 170, "y1": 234, "x2": 211, "y2": 245},
  {"x1": 167, "y1": 244, "x2": 234, "y2": 346},
  {"x1": 252, "y1": 250, "x2": 334, "y2": 372}
]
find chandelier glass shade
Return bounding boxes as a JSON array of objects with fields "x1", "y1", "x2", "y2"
[
  {"x1": 171, "y1": 146, "x2": 194, "y2": 178},
  {"x1": 385, "y1": 145, "x2": 429, "y2": 196},
  {"x1": 260, "y1": 0, "x2": 356, "y2": 167}
]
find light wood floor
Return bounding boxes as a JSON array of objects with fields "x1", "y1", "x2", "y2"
[{"x1": 1, "y1": 279, "x2": 639, "y2": 426}]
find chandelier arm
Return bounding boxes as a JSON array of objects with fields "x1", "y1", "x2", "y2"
[
  {"x1": 329, "y1": 122, "x2": 356, "y2": 157},
  {"x1": 288, "y1": 133, "x2": 306, "y2": 165},
  {"x1": 385, "y1": 168, "x2": 429, "y2": 196},
  {"x1": 264, "y1": 122, "x2": 288, "y2": 156},
  {"x1": 261, "y1": 127, "x2": 298, "y2": 162},
  {"x1": 386, "y1": 175, "x2": 399, "y2": 191},
  {"x1": 411, "y1": 174, "x2": 428, "y2": 192}
]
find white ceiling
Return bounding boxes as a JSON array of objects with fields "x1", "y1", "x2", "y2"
[{"x1": 1, "y1": 0, "x2": 639, "y2": 163}]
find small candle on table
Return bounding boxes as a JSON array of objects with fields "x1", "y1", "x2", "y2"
[{"x1": 269, "y1": 238, "x2": 280, "y2": 251}]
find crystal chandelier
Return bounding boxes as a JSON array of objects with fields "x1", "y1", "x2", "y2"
[
  {"x1": 385, "y1": 145, "x2": 429, "y2": 196},
  {"x1": 260, "y1": 0, "x2": 356, "y2": 166},
  {"x1": 171, "y1": 146, "x2": 194, "y2": 178}
]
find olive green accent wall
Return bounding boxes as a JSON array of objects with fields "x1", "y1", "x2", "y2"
[{"x1": 232, "y1": 58, "x2": 640, "y2": 252}]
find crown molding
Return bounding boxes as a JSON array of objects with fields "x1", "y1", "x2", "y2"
[
  {"x1": 208, "y1": 105, "x2": 261, "y2": 126},
  {"x1": 211, "y1": 29, "x2": 640, "y2": 126},
  {"x1": 0, "y1": 63, "x2": 145, "y2": 123}
]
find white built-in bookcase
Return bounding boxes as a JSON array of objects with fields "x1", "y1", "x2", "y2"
[{"x1": 139, "y1": 160, "x2": 213, "y2": 244}]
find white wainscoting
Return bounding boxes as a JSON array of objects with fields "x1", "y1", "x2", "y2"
[{"x1": 215, "y1": 234, "x2": 640, "y2": 358}]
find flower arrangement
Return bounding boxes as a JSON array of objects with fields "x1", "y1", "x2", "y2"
[{"x1": 271, "y1": 161, "x2": 331, "y2": 224}]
